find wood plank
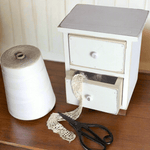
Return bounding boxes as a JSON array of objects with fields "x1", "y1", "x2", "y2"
[
  {"x1": 129, "y1": 0, "x2": 146, "y2": 9},
  {"x1": 43, "y1": 0, "x2": 65, "y2": 61},
  {"x1": 82, "y1": 0, "x2": 94, "y2": 5},
  {"x1": 47, "y1": 0, "x2": 65, "y2": 53},
  {"x1": 32, "y1": 0, "x2": 49, "y2": 52},
  {"x1": 0, "y1": 61, "x2": 150, "y2": 150},
  {"x1": 96, "y1": 0, "x2": 115, "y2": 6},
  {"x1": 59, "y1": 4, "x2": 149, "y2": 38},
  {"x1": 0, "y1": 0, "x2": 14, "y2": 55},
  {"x1": 115, "y1": 0, "x2": 129, "y2": 7},
  {"x1": 9, "y1": 0, "x2": 24, "y2": 45},
  {"x1": 0, "y1": 141, "x2": 43, "y2": 150},
  {"x1": 65, "y1": 0, "x2": 82, "y2": 14},
  {"x1": 144, "y1": 0, "x2": 150, "y2": 29},
  {"x1": 19, "y1": 0, "x2": 37, "y2": 46}
]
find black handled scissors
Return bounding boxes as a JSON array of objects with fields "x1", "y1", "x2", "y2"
[{"x1": 58, "y1": 112, "x2": 113, "y2": 150}]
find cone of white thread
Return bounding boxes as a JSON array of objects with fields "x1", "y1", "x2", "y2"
[{"x1": 1, "y1": 45, "x2": 56, "y2": 120}]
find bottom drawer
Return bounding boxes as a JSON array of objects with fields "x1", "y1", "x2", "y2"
[{"x1": 65, "y1": 70, "x2": 123, "y2": 115}]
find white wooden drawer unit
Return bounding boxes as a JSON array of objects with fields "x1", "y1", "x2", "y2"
[
  {"x1": 58, "y1": 4, "x2": 149, "y2": 115},
  {"x1": 69, "y1": 35, "x2": 126, "y2": 73},
  {"x1": 66, "y1": 70, "x2": 123, "y2": 114}
]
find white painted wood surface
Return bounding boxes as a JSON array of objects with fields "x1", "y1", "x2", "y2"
[
  {"x1": 0, "y1": 0, "x2": 65, "y2": 61},
  {"x1": 70, "y1": 65, "x2": 125, "y2": 78},
  {"x1": 69, "y1": 35, "x2": 126, "y2": 73},
  {"x1": 0, "y1": 0, "x2": 149, "y2": 62},
  {"x1": 66, "y1": 70, "x2": 123, "y2": 115},
  {"x1": 128, "y1": 33, "x2": 142, "y2": 107},
  {"x1": 120, "y1": 33, "x2": 143, "y2": 110},
  {"x1": 59, "y1": 4, "x2": 148, "y2": 113},
  {"x1": 59, "y1": 5, "x2": 148, "y2": 39}
]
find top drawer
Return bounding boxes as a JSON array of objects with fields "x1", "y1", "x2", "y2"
[{"x1": 69, "y1": 35, "x2": 126, "y2": 73}]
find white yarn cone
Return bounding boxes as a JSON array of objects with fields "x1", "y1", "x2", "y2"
[{"x1": 1, "y1": 45, "x2": 56, "y2": 120}]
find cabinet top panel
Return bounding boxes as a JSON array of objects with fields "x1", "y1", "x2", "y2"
[{"x1": 59, "y1": 4, "x2": 149, "y2": 38}]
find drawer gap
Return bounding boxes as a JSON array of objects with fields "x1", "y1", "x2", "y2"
[{"x1": 74, "y1": 71, "x2": 117, "y2": 85}]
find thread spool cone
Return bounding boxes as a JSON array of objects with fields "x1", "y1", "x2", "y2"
[{"x1": 1, "y1": 45, "x2": 56, "y2": 120}]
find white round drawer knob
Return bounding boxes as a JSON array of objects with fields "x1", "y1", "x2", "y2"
[
  {"x1": 85, "y1": 94, "x2": 92, "y2": 101},
  {"x1": 91, "y1": 52, "x2": 98, "y2": 59}
]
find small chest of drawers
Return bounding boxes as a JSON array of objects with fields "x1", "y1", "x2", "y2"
[{"x1": 58, "y1": 4, "x2": 149, "y2": 115}]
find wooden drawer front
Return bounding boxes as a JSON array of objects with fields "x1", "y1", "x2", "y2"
[
  {"x1": 65, "y1": 70, "x2": 123, "y2": 115},
  {"x1": 69, "y1": 35, "x2": 126, "y2": 73}
]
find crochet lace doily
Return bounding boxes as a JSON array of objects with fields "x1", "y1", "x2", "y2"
[{"x1": 47, "y1": 74, "x2": 85, "y2": 142}]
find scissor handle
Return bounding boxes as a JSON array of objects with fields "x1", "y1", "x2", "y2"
[
  {"x1": 79, "y1": 131, "x2": 106, "y2": 150},
  {"x1": 77, "y1": 123, "x2": 113, "y2": 150},
  {"x1": 86, "y1": 123, "x2": 113, "y2": 145}
]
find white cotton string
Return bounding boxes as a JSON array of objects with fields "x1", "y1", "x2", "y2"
[
  {"x1": 47, "y1": 74, "x2": 85, "y2": 142},
  {"x1": 1, "y1": 45, "x2": 56, "y2": 120}
]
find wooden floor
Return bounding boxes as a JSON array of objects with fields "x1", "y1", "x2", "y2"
[{"x1": 0, "y1": 61, "x2": 150, "y2": 150}]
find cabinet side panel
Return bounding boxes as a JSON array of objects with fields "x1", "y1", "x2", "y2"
[{"x1": 128, "y1": 33, "x2": 142, "y2": 106}]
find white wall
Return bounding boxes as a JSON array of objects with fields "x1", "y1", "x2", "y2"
[
  {"x1": 0, "y1": 0, "x2": 65, "y2": 61},
  {"x1": 0, "y1": 0, "x2": 150, "y2": 65}
]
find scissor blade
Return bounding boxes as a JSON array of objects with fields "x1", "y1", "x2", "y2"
[{"x1": 58, "y1": 112, "x2": 78, "y2": 126}]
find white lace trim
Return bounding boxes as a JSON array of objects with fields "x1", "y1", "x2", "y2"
[{"x1": 47, "y1": 74, "x2": 85, "y2": 142}]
